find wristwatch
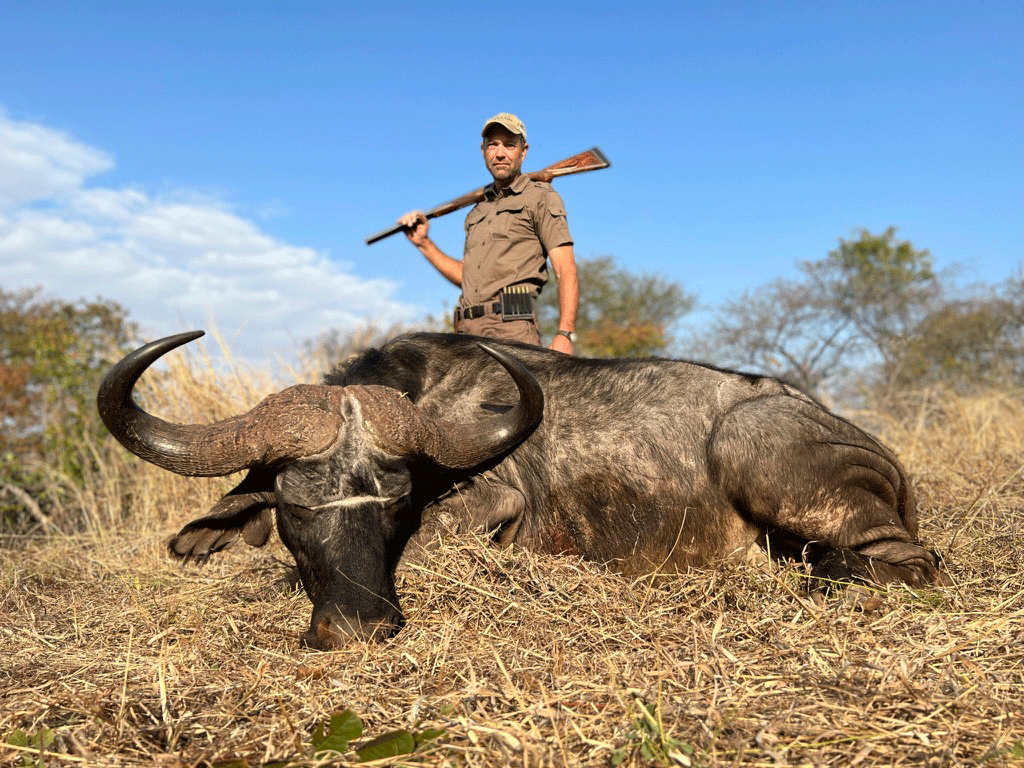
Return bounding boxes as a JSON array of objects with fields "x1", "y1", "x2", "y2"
[{"x1": 555, "y1": 330, "x2": 577, "y2": 344}]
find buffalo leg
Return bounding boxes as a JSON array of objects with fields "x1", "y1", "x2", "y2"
[
  {"x1": 711, "y1": 396, "x2": 947, "y2": 588},
  {"x1": 400, "y1": 479, "x2": 527, "y2": 567},
  {"x1": 168, "y1": 468, "x2": 276, "y2": 563}
]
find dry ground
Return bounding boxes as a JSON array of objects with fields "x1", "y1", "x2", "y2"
[{"x1": 2, "y1": 375, "x2": 1022, "y2": 766}]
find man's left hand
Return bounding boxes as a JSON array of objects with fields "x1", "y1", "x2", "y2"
[{"x1": 549, "y1": 334, "x2": 575, "y2": 356}]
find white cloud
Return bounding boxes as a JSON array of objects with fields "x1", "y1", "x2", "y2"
[
  {"x1": 0, "y1": 111, "x2": 418, "y2": 361},
  {"x1": 0, "y1": 113, "x2": 113, "y2": 208}
]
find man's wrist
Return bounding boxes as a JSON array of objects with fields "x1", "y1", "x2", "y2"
[{"x1": 555, "y1": 330, "x2": 577, "y2": 344}]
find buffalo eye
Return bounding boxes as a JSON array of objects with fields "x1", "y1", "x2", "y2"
[{"x1": 283, "y1": 504, "x2": 318, "y2": 522}]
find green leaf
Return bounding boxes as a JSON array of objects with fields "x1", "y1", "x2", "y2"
[
  {"x1": 311, "y1": 709, "x2": 363, "y2": 757},
  {"x1": 6, "y1": 729, "x2": 28, "y2": 748},
  {"x1": 5, "y1": 728, "x2": 56, "y2": 768},
  {"x1": 356, "y1": 729, "x2": 416, "y2": 762},
  {"x1": 6, "y1": 728, "x2": 54, "y2": 752},
  {"x1": 34, "y1": 728, "x2": 55, "y2": 750}
]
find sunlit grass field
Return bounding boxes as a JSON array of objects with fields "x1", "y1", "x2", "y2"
[{"x1": 2, "y1": 337, "x2": 1022, "y2": 766}]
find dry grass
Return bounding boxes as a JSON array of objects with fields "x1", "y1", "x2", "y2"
[{"x1": 1, "y1": 346, "x2": 1022, "y2": 767}]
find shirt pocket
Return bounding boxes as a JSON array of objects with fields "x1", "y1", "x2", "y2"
[
  {"x1": 464, "y1": 207, "x2": 489, "y2": 251},
  {"x1": 493, "y1": 203, "x2": 525, "y2": 240}
]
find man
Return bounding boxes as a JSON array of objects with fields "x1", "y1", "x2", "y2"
[{"x1": 399, "y1": 113, "x2": 579, "y2": 354}]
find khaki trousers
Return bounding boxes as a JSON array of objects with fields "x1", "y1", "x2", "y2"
[{"x1": 454, "y1": 312, "x2": 541, "y2": 346}]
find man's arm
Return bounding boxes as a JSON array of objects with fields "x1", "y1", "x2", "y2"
[
  {"x1": 398, "y1": 212, "x2": 463, "y2": 287},
  {"x1": 548, "y1": 244, "x2": 579, "y2": 355}
]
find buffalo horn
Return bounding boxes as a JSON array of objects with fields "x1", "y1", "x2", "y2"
[
  {"x1": 348, "y1": 343, "x2": 544, "y2": 469},
  {"x1": 98, "y1": 333, "x2": 543, "y2": 477}
]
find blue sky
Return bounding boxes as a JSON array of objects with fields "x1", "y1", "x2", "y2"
[{"x1": 1, "y1": 1, "x2": 1021, "y2": 360}]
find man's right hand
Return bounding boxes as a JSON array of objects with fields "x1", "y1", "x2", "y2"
[
  {"x1": 398, "y1": 211, "x2": 430, "y2": 246},
  {"x1": 396, "y1": 210, "x2": 463, "y2": 287}
]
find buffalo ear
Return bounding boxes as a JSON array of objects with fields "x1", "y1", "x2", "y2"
[{"x1": 169, "y1": 492, "x2": 276, "y2": 563}]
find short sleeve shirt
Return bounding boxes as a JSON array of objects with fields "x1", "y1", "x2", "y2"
[{"x1": 461, "y1": 174, "x2": 573, "y2": 306}]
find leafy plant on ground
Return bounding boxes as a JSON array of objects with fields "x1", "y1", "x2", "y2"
[
  {"x1": 1004, "y1": 741, "x2": 1024, "y2": 760},
  {"x1": 5, "y1": 727, "x2": 56, "y2": 768},
  {"x1": 611, "y1": 695, "x2": 696, "y2": 767},
  {"x1": 309, "y1": 709, "x2": 364, "y2": 758},
  {"x1": 258, "y1": 709, "x2": 444, "y2": 766}
]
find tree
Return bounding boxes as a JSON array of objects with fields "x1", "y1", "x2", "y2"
[
  {"x1": 0, "y1": 287, "x2": 137, "y2": 529},
  {"x1": 537, "y1": 255, "x2": 695, "y2": 357},
  {"x1": 892, "y1": 275, "x2": 1024, "y2": 394},
  {"x1": 696, "y1": 277, "x2": 856, "y2": 396},
  {"x1": 698, "y1": 227, "x2": 941, "y2": 400},
  {"x1": 805, "y1": 226, "x2": 940, "y2": 393}
]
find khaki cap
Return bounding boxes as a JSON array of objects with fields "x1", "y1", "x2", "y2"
[{"x1": 482, "y1": 112, "x2": 527, "y2": 142}]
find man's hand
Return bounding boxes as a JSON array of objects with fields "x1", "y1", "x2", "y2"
[
  {"x1": 396, "y1": 211, "x2": 463, "y2": 287},
  {"x1": 398, "y1": 211, "x2": 430, "y2": 246},
  {"x1": 549, "y1": 333, "x2": 575, "y2": 355}
]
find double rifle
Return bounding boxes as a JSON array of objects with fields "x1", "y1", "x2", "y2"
[{"x1": 365, "y1": 147, "x2": 610, "y2": 245}]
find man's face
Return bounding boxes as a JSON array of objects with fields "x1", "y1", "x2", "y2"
[{"x1": 482, "y1": 127, "x2": 528, "y2": 186}]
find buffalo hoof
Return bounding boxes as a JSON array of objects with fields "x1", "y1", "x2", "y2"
[
  {"x1": 300, "y1": 606, "x2": 405, "y2": 650},
  {"x1": 806, "y1": 545, "x2": 952, "y2": 591},
  {"x1": 168, "y1": 500, "x2": 275, "y2": 563},
  {"x1": 168, "y1": 528, "x2": 237, "y2": 564}
]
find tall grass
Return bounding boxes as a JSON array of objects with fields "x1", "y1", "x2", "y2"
[
  {"x1": 864, "y1": 388, "x2": 1024, "y2": 569},
  {"x1": 19, "y1": 329, "x2": 315, "y2": 538}
]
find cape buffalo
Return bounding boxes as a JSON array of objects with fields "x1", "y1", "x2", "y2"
[{"x1": 98, "y1": 331, "x2": 947, "y2": 649}]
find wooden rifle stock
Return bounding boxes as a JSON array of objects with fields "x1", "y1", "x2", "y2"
[{"x1": 365, "y1": 147, "x2": 610, "y2": 245}]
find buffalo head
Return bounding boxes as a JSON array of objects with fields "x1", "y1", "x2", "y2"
[{"x1": 97, "y1": 331, "x2": 543, "y2": 648}]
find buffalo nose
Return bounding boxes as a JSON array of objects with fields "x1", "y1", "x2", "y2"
[{"x1": 300, "y1": 606, "x2": 404, "y2": 650}]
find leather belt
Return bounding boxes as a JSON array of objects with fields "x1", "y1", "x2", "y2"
[{"x1": 455, "y1": 302, "x2": 502, "y2": 322}]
